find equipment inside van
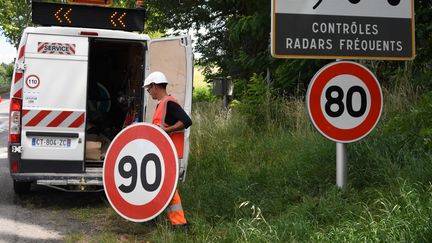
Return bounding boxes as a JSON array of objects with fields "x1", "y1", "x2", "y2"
[{"x1": 86, "y1": 39, "x2": 145, "y2": 165}]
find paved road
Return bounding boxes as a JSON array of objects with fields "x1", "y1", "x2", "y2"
[{"x1": 0, "y1": 93, "x2": 104, "y2": 242}]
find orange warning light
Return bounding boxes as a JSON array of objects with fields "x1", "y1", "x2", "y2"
[
  {"x1": 67, "y1": 0, "x2": 112, "y2": 7},
  {"x1": 110, "y1": 11, "x2": 127, "y2": 28},
  {"x1": 33, "y1": 2, "x2": 145, "y2": 31},
  {"x1": 54, "y1": 7, "x2": 73, "y2": 24}
]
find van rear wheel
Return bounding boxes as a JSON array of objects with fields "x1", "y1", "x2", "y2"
[{"x1": 13, "y1": 180, "x2": 31, "y2": 194}]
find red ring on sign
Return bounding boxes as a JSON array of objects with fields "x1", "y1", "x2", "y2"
[
  {"x1": 103, "y1": 124, "x2": 178, "y2": 221},
  {"x1": 25, "y1": 75, "x2": 40, "y2": 89},
  {"x1": 308, "y1": 62, "x2": 382, "y2": 143}
]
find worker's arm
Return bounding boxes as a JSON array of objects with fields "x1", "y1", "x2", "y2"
[
  {"x1": 162, "y1": 101, "x2": 192, "y2": 134},
  {"x1": 162, "y1": 120, "x2": 185, "y2": 134}
]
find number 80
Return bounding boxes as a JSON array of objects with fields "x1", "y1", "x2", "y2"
[{"x1": 325, "y1": 85, "x2": 367, "y2": 118}]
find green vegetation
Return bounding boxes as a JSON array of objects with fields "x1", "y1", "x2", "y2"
[
  {"x1": 0, "y1": 62, "x2": 13, "y2": 93},
  {"x1": 192, "y1": 86, "x2": 216, "y2": 103},
  {"x1": 180, "y1": 83, "x2": 432, "y2": 242},
  {"x1": 143, "y1": 0, "x2": 432, "y2": 103},
  {"x1": 1, "y1": 0, "x2": 430, "y2": 102},
  {"x1": 66, "y1": 77, "x2": 432, "y2": 241}
]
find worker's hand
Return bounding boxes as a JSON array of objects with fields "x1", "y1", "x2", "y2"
[{"x1": 158, "y1": 124, "x2": 169, "y2": 133}]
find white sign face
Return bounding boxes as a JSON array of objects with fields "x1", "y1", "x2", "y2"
[
  {"x1": 114, "y1": 139, "x2": 165, "y2": 206},
  {"x1": 271, "y1": 0, "x2": 415, "y2": 60},
  {"x1": 320, "y1": 74, "x2": 371, "y2": 130},
  {"x1": 306, "y1": 61, "x2": 383, "y2": 143}
]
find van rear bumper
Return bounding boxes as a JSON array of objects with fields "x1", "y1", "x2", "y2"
[
  {"x1": 11, "y1": 168, "x2": 103, "y2": 186},
  {"x1": 8, "y1": 144, "x2": 85, "y2": 174}
]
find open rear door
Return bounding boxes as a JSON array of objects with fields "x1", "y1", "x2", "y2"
[{"x1": 145, "y1": 36, "x2": 193, "y2": 181}]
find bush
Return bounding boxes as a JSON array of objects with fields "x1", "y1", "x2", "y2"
[
  {"x1": 234, "y1": 73, "x2": 289, "y2": 130},
  {"x1": 192, "y1": 86, "x2": 217, "y2": 103},
  {"x1": 0, "y1": 63, "x2": 13, "y2": 92},
  {"x1": 384, "y1": 91, "x2": 432, "y2": 154}
]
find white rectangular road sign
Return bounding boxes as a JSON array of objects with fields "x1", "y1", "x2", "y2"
[{"x1": 271, "y1": 0, "x2": 415, "y2": 60}]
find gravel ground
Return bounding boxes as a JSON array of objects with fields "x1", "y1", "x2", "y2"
[{"x1": 0, "y1": 94, "x2": 104, "y2": 242}]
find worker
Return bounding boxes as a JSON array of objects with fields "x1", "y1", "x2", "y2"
[{"x1": 144, "y1": 71, "x2": 192, "y2": 229}]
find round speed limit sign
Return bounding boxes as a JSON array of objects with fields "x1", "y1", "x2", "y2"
[
  {"x1": 306, "y1": 61, "x2": 383, "y2": 143},
  {"x1": 103, "y1": 123, "x2": 178, "y2": 222},
  {"x1": 25, "y1": 75, "x2": 40, "y2": 89}
]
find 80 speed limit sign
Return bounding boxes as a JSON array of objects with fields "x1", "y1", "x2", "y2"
[
  {"x1": 103, "y1": 123, "x2": 178, "y2": 222},
  {"x1": 306, "y1": 61, "x2": 383, "y2": 143}
]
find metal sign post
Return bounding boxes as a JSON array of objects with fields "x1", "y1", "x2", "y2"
[{"x1": 336, "y1": 143, "x2": 347, "y2": 190}]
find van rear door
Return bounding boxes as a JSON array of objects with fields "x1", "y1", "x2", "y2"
[
  {"x1": 145, "y1": 36, "x2": 193, "y2": 180},
  {"x1": 20, "y1": 33, "x2": 88, "y2": 172}
]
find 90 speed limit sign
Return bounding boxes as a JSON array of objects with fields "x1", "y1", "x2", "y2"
[
  {"x1": 103, "y1": 123, "x2": 178, "y2": 222},
  {"x1": 306, "y1": 61, "x2": 383, "y2": 143}
]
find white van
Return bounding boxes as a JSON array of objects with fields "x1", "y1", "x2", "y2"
[{"x1": 8, "y1": 26, "x2": 193, "y2": 194}]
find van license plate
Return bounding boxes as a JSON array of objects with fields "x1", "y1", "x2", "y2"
[{"x1": 31, "y1": 137, "x2": 71, "y2": 148}]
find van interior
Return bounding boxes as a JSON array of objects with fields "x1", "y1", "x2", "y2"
[{"x1": 85, "y1": 39, "x2": 146, "y2": 167}]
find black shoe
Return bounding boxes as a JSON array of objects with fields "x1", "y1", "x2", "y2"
[{"x1": 171, "y1": 223, "x2": 190, "y2": 231}]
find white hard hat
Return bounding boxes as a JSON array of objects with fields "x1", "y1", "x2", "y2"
[{"x1": 144, "y1": 71, "x2": 168, "y2": 87}]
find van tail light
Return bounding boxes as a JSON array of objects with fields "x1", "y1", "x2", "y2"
[{"x1": 9, "y1": 98, "x2": 22, "y2": 143}]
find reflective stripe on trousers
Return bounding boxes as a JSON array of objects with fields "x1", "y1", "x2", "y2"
[{"x1": 167, "y1": 190, "x2": 187, "y2": 225}]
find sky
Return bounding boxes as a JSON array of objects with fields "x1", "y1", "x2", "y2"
[{"x1": 0, "y1": 31, "x2": 17, "y2": 64}]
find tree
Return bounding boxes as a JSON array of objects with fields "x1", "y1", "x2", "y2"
[
  {"x1": 142, "y1": 0, "x2": 328, "y2": 96},
  {"x1": 0, "y1": 63, "x2": 13, "y2": 87},
  {"x1": 1, "y1": 0, "x2": 430, "y2": 97},
  {"x1": 0, "y1": 0, "x2": 32, "y2": 48},
  {"x1": 144, "y1": 0, "x2": 432, "y2": 98}
]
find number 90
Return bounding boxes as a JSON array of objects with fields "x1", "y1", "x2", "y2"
[{"x1": 118, "y1": 154, "x2": 162, "y2": 193}]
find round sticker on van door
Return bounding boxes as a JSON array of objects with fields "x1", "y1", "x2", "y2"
[{"x1": 26, "y1": 75, "x2": 40, "y2": 89}]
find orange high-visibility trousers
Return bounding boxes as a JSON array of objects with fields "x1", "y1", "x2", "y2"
[{"x1": 167, "y1": 190, "x2": 187, "y2": 225}]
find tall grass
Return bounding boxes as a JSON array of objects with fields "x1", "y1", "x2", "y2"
[
  {"x1": 71, "y1": 74, "x2": 432, "y2": 242},
  {"x1": 169, "y1": 74, "x2": 432, "y2": 242}
]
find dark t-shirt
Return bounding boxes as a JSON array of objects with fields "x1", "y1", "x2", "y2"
[{"x1": 163, "y1": 101, "x2": 192, "y2": 128}]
